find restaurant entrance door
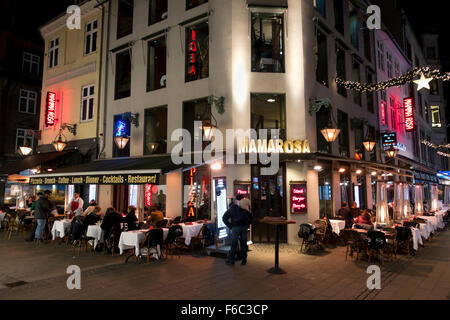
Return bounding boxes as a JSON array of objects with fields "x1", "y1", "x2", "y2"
[{"x1": 250, "y1": 165, "x2": 286, "y2": 243}]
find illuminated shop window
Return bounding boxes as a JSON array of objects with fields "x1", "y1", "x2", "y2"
[{"x1": 431, "y1": 106, "x2": 442, "y2": 128}]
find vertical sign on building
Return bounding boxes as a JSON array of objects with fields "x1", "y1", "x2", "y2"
[
  {"x1": 381, "y1": 101, "x2": 387, "y2": 125},
  {"x1": 404, "y1": 97, "x2": 415, "y2": 132},
  {"x1": 188, "y1": 29, "x2": 197, "y2": 77},
  {"x1": 290, "y1": 182, "x2": 307, "y2": 214},
  {"x1": 45, "y1": 92, "x2": 57, "y2": 127},
  {"x1": 145, "y1": 184, "x2": 152, "y2": 207}
]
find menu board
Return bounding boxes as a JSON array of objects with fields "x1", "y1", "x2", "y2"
[
  {"x1": 381, "y1": 132, "x2": 397, "y2": 149},
  {"x1": 290, "y1": 183, "x2": 307, "y2": 214}
]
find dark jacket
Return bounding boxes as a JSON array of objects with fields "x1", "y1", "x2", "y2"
[
  {"x1": 337, "y1": 207, "x2": 354, "y2": 229},
  {"x1": 123, "y1": 212, "x2": 138, "y2": 230},
  {"x1": 222, "y1": 204, "x2": 249, "y2": 229},
  {"x1": 83, "y1": 213, "x2": 101, "y2": 231},
  {"x1": 34, "y1": 196, "x2": 50, "y2": 220},
  {"x1": 101, "y1": 211, "x2": 123, "y2": 233}
]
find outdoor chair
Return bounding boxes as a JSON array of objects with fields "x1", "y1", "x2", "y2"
[
  {"x1": 104, "y1": 224, "x2": 121, "y2": 256},
  {"x1": 165, "y1": 225, "x2": 184, "y2": 258},
  {"x1": 298, "y1": 224, "x2": 316, "y2": 254},
  {"x1": 340, "y1": 229, "x2": 367, "y2": 261},
  {"x1": 190, "y1": 224, "x2": 209, "y2": 253},
  {"x1": 367, "y1": 231, "x2": 387, "y2": 265},
  {"x1": 313, "y1": 220, "x2": 329, "y2": 249},
  {"x1": 156, "y1": 219, "x2": 169, "y2": 229},
  {"x1": 172, "y1": 216, "x2": 182, "y2": 224},
  {"x1": 140, "y1": 228, "x2": 164, "y2": 263},
  {"x1": 381, "y1": 227, "x2": 397, "y2": 261},
  {"x1": 403, "y1": 221, "x2": 419, "y2": 229},
  {"x1": 395, "y1": 226, "x2": 413, "y2": 256}
]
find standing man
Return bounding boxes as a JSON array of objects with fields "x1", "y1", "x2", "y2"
[
  {"x1": 69, "y1": 192, "x2": 84, "y2": 217},
  {"x1": 34, "y1": 190, "x2": 52, "y2": 242},
  {"x1": 223, "y1": 195, "x2": 249, "y2": 266},
  {"x1": 337, "y1": 202, "x2": 354, "y2": 229}
]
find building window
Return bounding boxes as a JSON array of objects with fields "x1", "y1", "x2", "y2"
[
  {"x1": 337, "y1": 109, "x2": 349, "y2": 157},
  {"x1": 427, "y1": 47, "x2": 436, "y2": 59},
  {"x1": 147, "y1": 36, "x2": 167, "y2": 91},
  {"x1": 85, "y1": 20, "x2": 98, "y2": 55},
  {"x1": 81, "y1": 85, "x2": 95, "y2": 121},
  {"x1": 115, "y1": 50, "x2": 132, "y2": 100},
  {"x1": 186, "y1": 0, "x2": 208, "y2": 10},
  {"x1": 113, "y1": 114, "x2": 131, "y2": 158},
  {"x1": 251, "y1": 93, "x2": 286, "y2": 140},
  {"x1": 377, "y1": 41, "x2": 385, "y2": 71},
  {"x1": 251, "y1": 12, "x2": 285, "y2": 73},
  {"x1": 425, "y1": 103, "x2": 430, "y2": 124},
  {"x1": 185, "y1": 21, "x2": 209, "y2": 82},
  {"x1": 394, "y1": 61, "x2": 400, "y2": 78},
  {"x1": 336, "y1": 44, "x2": 346, "y2": 96},
  {"x1": 354, "y1": 126, "x2": 364, "y2": 160},
  {"x1": 396, "y1": 102, "x2": 403, "y2": 134},
  {"x1": 22, "y1": 52, "x2": 40, "y2": 76},
  {"x1": 412, "y1": 129, "x2": 420, "y2": 159},
  {"x1": 18, "y1": 89, "x2": 37, "y2": 114},
  {"x1": 144, "y1": 106, "x2": 167, "y2": 155},
  {"x1": 368, "y1": 126, "x2": 376, "y2": 162},
  {"x1": 431, "y1": 106, "x2": 442, "y2": 128},
  {"x1": 183, "y1": 167, "x2": 211, "y2": 220},
  {"x1": 334, "y1": 0, "x2": 344, "y2": 34},
  {"x1": 183, "y1": 98, "x2": 211, "y2": 150},
  {"x1": 405, "y1": 39, "x2": 412, "y2": 61},
  {"x1": 349, "y1": 2, "x2": 359, "y2": 49},
  {"x1": 315, "y1": 29, "x2": 328, "y2": 86},
  {"x1": 352, "y1": 58, "x2": 361, "y2": 105},
  {"x1": 117, "y1": 0, "x2": 134, "y2": 39},
  {"x1": 49, "y1": 38, "x2": 59, "y2": 69},
  {"x1": 366, "y1": 71, "x2": 374, "y2": 113},
  {"x1": 16, "y1": 128, "x2": 34, "y2": 151},
  {"x1": 313, "y1": 0, "x2": 326, "y2": 17},
  {"x1": 430, "y1": 80, "x2": 439, "y2": 95},
  {"x1": 149, "y1": 0, "x2": 168, "y2": 25},
  {"x1": 386, "y1": 52, "x2": 393, "y2": 78},
  {"x1": 363, "y1": 28, "x2": 371, "y2": 61}
]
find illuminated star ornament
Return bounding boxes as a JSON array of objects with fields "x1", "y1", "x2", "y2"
[{"x1": 413, "y1": 73, "x2": 432, "y2": 91}]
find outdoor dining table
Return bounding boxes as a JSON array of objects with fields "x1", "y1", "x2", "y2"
[
  {"x1": 260, "y1": 218, "x2": 296, "y2": 275},
  {"x1": 86, "y1": 224, "x2": 103, "y2": 249},
  {"x1": 51, "y1": 219, "x2": 72, "y2": 240},
  {"x1": 354, "y1": 226, "x2": 422, "y2": 251},
  {"x1": 417, "y1": 216, "x2": 439, "y2": 233},
  {"x1": 119, "y1": 228, "x2": 169, "y2": 257},
  {"x1": 329, "y1": 219, "x2": 346, "y2": 235},
  {"x1": 178, "y1": 222, "x2": 212, "y2": 246}
]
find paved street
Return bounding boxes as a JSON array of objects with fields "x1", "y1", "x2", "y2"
[{"x1": 0, "y1": 229, "x2": 449, "y2": 300}]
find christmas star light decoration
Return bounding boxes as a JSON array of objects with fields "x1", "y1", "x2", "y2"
[{"x1": 413, "y1": 73, "x2": 433, "y2": 91}]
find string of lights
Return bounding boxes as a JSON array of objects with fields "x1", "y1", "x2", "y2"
[
  {"x1": 336, "y1": 66, "x2": 450, "y2": 92},
  {"x1": 421, "y1": 140, "x2": 450, "y2": 150}
]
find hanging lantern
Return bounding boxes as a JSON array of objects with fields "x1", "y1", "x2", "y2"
[
  {"x1": 52, "y1": 130, "x2": 67, "y2": 152},
  {"x1": 385, "y1": 146, "x2": 398, "y2": 158},
  {"x1": 19, "y1": 142, "x2": 33, "y2": 156},
  {"x1": 202, "y1": 123, "x2": 217, "y2": 141},
  {"x1": 320, "y1": 121, "x2": 341, "y2": 143},
  {"x1": 114, "y1": 134, "x2": 130, "y2": 150},
  {"x1": 363, "y1": 138, "x2": 376, "y2": 152}
]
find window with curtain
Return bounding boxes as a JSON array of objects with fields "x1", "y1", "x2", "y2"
[
  {"x1": 144, "y1": 106, "x2": 167, "y2": 155},
  {"x1": 147, "y1": 36, "x2": 167, "y2": 91},
  {"x1": 315, "y1": 29, "x2": 328, "y2": 87},
  {"x1": 336, "y1": 44, "x2": 346, "y2": 96},
  {"x1": 115, "y1": 50, "x2": 132, "y2": 100},
  {"x1": 349, "y1": 2, "x2": 359, "y2": 49}
]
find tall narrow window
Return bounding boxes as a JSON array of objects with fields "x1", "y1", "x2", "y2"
[
  {"x1": 336, "y1": 44, "x2": 346, "y2": 96},
  {"x1": 352, "y1": 58, "x2": 361, "y2": 105},
  {"x1": 149, "y1": 0, "x2": 168, "y2": 25},
  {"x1": 251, "y1": 13, "x2": 285, "y2": 73},
  {"x1": 366, "y1": 71, "x2": 374, "y2": 113},
  {"x1": 251, "y1": 93, "x2": 286, "y2": 140},
  {"x1": 430, "y1": 80, "x2": 439, "y2": 95},
  {"x1": 22, "y1": 52, "x2": 40, "y2": 76},
  {"x1": 81, "y1": 85, "x2": 95, "y2": 121},
  {"x1": 349, "y1": 2, "x2": 359, "y2": 50},
  {"x1": 183, "y1": 98, "x2": 211, "y2": 150},
  {"x1": 18, "y1": 89, "x2": 37, "y2": 114},
  {"x1": 315, "y1": 29, "x2": 328, "y2": 86},
  {"x1": 363, "y1": 28, "x2": 371, "y2": 61},
  {"x1": 185, "y1": 21, "x2": 209, "y2": 82},
  {"x1": 144, "y1": 106, "x2": 167, "y2": 155},
  {"x1": 418, "y1": 92, "x2": 423, "y2": 116},
  {"x1": 334, "y1": 0, "x2": 344, "y2": 34},
  {"x1": 431, "y1": 106, "x2": 442, "y2": 128},
  {"x1": 16, "y1": 128, "x2": 34, "y2": 151},
  {"x1": 377, "y1": 41, "x2": 385, "y2": 71},
  {"x1": 147, "y1": 36, "x2": 167, "y2": 91},
  {"x1": 186, "y1": 0, "x2": 208, "y2": 10},
  {"x1": 85, "y1": 20, "x2": 98, "y2": 55},
  {"x1": 115, "y1": 50, "x2": 132, "y2": 100},
  {"x1": 117, "y1": 0, "x2": 134, "y2": 39},
  {"x1": 314, "y1": 0, "x2": 326, "y2": 17},
  {"x1": 49, "y1": 38, "x2": 59, "y2": 69},
  {"x1": 337, "y1": 109, "x2": 349, "y2": 157},
  {"x1": 386, "y1": 52, "x2": 393, "y2": 78}
]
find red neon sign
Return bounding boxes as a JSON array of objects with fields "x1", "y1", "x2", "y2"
[
  {"x1": 145, "y1": 184, "x2": 152, "y2": 207},
  {"x1": 404, "y1": 97, "x2": 415, "y2": 132},
  {"x1": 236, "y1": 189, "x2": 248, "y2": 196},
  {"x1": 381, "y1": 101, "x2": 387, "y2": 125},
  {"x1": 291, "y1": 184, "x2": 307, "y2": 214},
  {"x1": 45, "y1": 92, "x2": 57, "y2": 127},
  {"x1": 188, "y1": 29, "x2": 197, "y2": 76}
]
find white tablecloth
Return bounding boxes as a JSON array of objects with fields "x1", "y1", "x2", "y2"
[
  {"x1": 419, "y1": 223, "x2": 430, "y2": 240},
  {"x1": 51, "y1": 219, "x2": 72, "y2": 240},
  {"x1": 418, "y1": 216, "x2": 440, "y2": 233},
  {"x1": 180, "y1": 223, "x2": 206, "y2": 246},
  {"x1": 411, "y1": 227, "x2": 423, "y2": 251},
  {"x1": 329, "y1": 220, "x2": 346, "y2": 235},
  {"x1": 119, "y1": 229, "x2": 169, "y2": 256},
  {"x1": 86, "y1": 224, "x2": 103, "y2": 249}
]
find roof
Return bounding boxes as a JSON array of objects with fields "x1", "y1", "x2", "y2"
[{"x1": 0, "y1": 150, "x2": 72, "y2": 176}]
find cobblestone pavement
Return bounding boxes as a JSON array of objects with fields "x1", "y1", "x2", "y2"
[{"x1": 0, "y1": 227, "x2": 448, "y2": 300}]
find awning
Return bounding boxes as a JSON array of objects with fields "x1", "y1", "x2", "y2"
[
  {"x1": 28, "y1": 155, "x2": 182, "y2": 185},
  {"x1": 0, "y1": 150, "x2": 73, "y2": 176}
]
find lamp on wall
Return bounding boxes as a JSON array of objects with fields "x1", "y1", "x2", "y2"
[
  {"x1": 17, "y1": 130, "x2": 41, "y2": 156},
  {"x1": 321, "y1": 121, "x2": 341, "y2": 143},
  {"x1": 202, "y1": 110, "x2": 218, "y2": 141},
  {"x1": 363, "y1": 129, "x2": 377, "y2": 152},
  {"x1": 114, "y1": 134, "x2": 130, "y2": 150},
  {"x1": 386, "y1": 146, "x2": 398, "y2": 158},
  {"x1": 52, "y1": 123, "x2": 77, "y2": 152},
  {"x1": 113, "y1": 113, "x2": 139, "y2": 150}
]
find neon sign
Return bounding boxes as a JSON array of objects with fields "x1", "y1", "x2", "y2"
[
  {"x1": 115, "y1": 120, "x2": 126, "y2": 137},
  {"x1": 188, "y1": 29, "x2": 197, "y2": 76},
  {"x1": 291, "y1": 183, "x2": 307, "y2": 214},
  {"x1": 145, "y1": 184, "x2": 152, "y2": 207},
  {"x1": 45, "y1": 92, "x2": 57, "y2": 127},
  {"x1": 404, "y1": 97, "x2": 415, "y2": 132},
  {"x1": 381, "y1": 101, "x2": 387, "y2": 125}
]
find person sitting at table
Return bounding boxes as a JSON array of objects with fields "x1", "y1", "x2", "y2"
[
  {"x1": 337, "y1": 202, "x2": 354, "y2": 229},
  {"x1": 123, "y1": 206, "x2": 139, "y2": 231},
  {"x1": 354, "y1": 210, "x2": 373, "y2": 226},
  {"x1": 82, "y1": 200, "x2": 97, "y2": 217},
  {"x1": 350, "y1": 202, "x2": 361, "y2": 218},
  {"x1": 143, "y1": 207, "x2": 150, "y2": 221},
  {"x1": 83, "y1": 207, "x2": 102, "y2": 230},
  {"x1": 149, "y1": 209, "x2": 165, "y2": 225},
  {"x1": 100, "y1": 208, "x2": 122, "y2": 251}
]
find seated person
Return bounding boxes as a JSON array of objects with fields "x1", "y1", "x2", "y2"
[
  {"x1": 70, "y1": 214, "x2": 85, "y2": 244},
  {"x1": 82, "y1": 200, "x2": 97, "y2": 216},
  {"x1": 354, "y1": 210, "x2": 373, "y2": 226},
  {"x1": 101, "y1": 208, "x2": 123, "y2": 237},
  {"x1": 149, "y1": 210, "x2": 164, "y2": 225},
  {"x1": 337, "y1": 202, "x2": 354, "y2": 229},
  {"x1": 143, "y1": 207, "x2": 150, "y2": 221},
  {"x1": 123, "y1": 206, "x2": 139, "y2": 231},
  {"x1": 83, "y1": 206, "x2": 102, "y2": 231}
]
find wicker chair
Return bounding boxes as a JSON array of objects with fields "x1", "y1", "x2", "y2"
[
  {"x1": 190, "y1": 224, "x2": 209, "y2": 253},
  {"x1": 140, "y1": 228, "x2": 164, "y2": 263},
  {"x1": 340, "y1": 229, "x2": 367, "y2": 261},
  {"x1": 313, "y1": 220, "x2": 329, "y2": 249},
  {"x1": 298, "y1": 224, "x2": 316, "y2": 254},
  {"x1": 395, "y1": 226, "x2": 413, "y2": 256},
  {"x1": 367, "y1": 231, "x2": 387, "y2": 265},
  {"x1": 381, "y1": 227, "x2": 397, "y2": 261},
  {"x1": 165, "y1": 225, "x2": 184, "y2": 258}
]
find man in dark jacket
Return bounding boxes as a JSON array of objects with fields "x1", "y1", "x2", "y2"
[
  {"x1": 223, "y1": 196, "x2": 250, "y2": 266},
  {"x1": 34, "y1": 190, "x2": 52, "y2": 241},
  {"x1": 337, "y1": 202, "x2": 354, "y2": 229},
  {"x1": 26, "y1": 192, "x2": 42, "y2": 241}
]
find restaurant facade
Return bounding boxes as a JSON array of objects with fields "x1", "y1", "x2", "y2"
[{"x1": 21, "y1": 0, "x2": 448, "y2": 245}]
